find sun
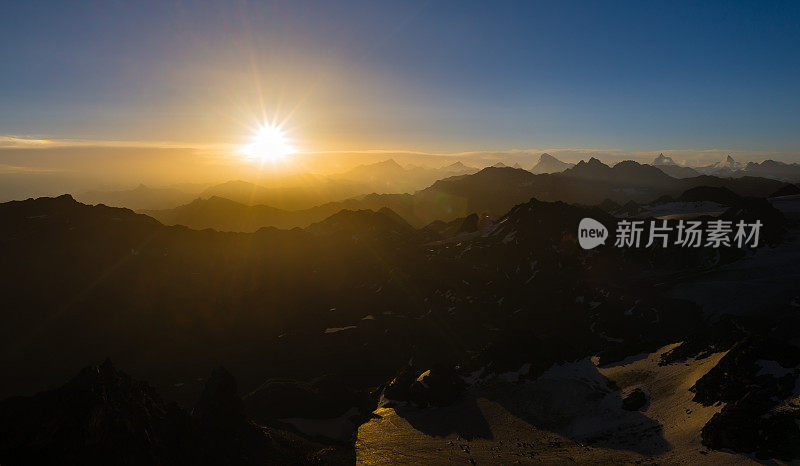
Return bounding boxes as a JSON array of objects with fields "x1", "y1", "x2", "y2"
[{"x1": 240, "y1": 124, "x2": 295, "y2": 163}]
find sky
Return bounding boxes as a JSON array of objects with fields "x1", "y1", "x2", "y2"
[{"x1": 1, "y1": 0, "x2": 800, "y2": 190}]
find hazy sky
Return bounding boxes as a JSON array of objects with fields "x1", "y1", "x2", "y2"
[{"x1": 2, "y1": 0, "x2": 800, "y2": 186}]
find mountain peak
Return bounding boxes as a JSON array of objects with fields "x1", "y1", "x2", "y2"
[
  {"x1": 585, "y1": 157, "x2": 608, "y2": 167},
  {"x1": 652, "y1": 153, "x2": 676, "y2": 166},
  {"x1": 530, "y1": 153, "x2": 574, "y2": 174}
]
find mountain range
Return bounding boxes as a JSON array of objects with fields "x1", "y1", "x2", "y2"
[
  {"x1": 145, "y1": 158, "x2": 786, "y2": 232},
  {"x1": 2, "y1": 188, "x2": 799, "y2": 462}
]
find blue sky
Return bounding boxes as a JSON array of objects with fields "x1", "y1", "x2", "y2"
[{"x1": 1, "y1": 0, "x2": 800, "y2": 157}]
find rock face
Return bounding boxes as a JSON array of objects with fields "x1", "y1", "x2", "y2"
[{"x1": 0, "y1": 362, "x2": 350, "y2": 465}]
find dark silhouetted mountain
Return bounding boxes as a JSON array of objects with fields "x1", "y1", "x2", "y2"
[
  {"x1": 770, "y1": 184, "x2": 800, "y2": 198},
  {"x1": 305, "y1": 208, "x2": 418, "y2": 242},
  {"x1": 0, "y1": 194, "x2": 160, "y2": 237},
  {"x1": 0, "y1": 361, "x2": 351, "y2": 465},
  {"x1": 420, "y1": 166, "x2": 540, "y2": 217},
  {"x1": 147, "y1": 196, "x2": 295, "y2": 231},
  {"x1": 530, "y1": 153, "x2": 574, "y2": 174},
  {"x1": 674, "y1": 175, "x2": 784, "y2": 198},
  {"x1": 743, "y1": 160, "x2": 800, "y2": 182},
  {"x1": 563, "y1": 159, "x2": 674, "y2": 186},
  {"x1": 655, "y1": 164, "x2": 700, "y2": 179},
  {"x1": 199, "y1": 177, "x2": 369, "y2": 210},
  {"x1": 560, "y1": 157, "x2": 613, "y2": 179},
  {"x1": 677, "y1": 186, "x2": 743, "y2": 205}
]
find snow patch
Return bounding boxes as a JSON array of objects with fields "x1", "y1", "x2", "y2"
[{"x1": 325, "y1": 326, "x2": 357, "y2": 334}]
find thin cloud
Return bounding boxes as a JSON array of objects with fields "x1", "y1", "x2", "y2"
[
  {"x1": 0, "y1": 164, "x2": 66, "y2": 174},
  {"x1": 0, "y1": 135, "x2": 232, "y2": 152}
]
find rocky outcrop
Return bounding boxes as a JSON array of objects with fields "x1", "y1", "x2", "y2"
[
  {"x1": 382, "y1": 363, "x2": 466, "y2": 408},
  {"x1": 694, "y1": 337, "x2": 800, "y2": 460},
  {"x1": 621, "y1": 388, "x2": 648, "y2": 411}
]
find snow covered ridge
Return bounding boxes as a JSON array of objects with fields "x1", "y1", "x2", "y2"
[
  {"x1": 359, "y1": 346, "x2": 734, "y2": 463},
  {"x1": 360, "y1": 340, "x2": 800, "y2": 463}
]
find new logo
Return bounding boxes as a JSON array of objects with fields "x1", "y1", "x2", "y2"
[{"x1": 578, "y1": 218, "x2": 608, "y2": 249}]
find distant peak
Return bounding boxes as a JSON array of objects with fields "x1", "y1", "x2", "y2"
[
  {"x1": 652, "y1": 153, "x2": 676, "y2": 165},
  {"x1": 376, "y1": 158, "x2": 402, "y2": 168},
  {"x1": 491, "y1": 162, "x2": 507, "y2": 168}
]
